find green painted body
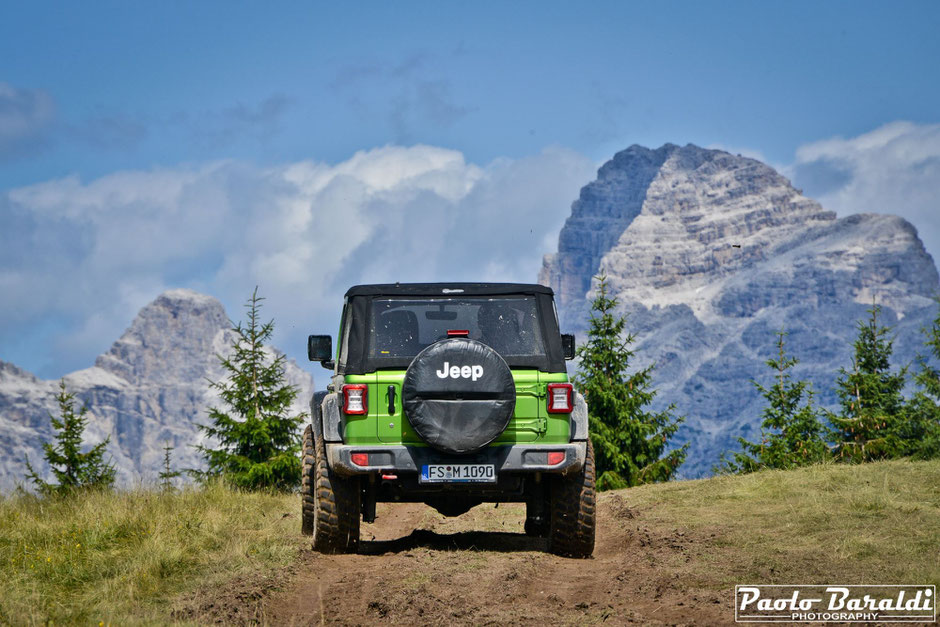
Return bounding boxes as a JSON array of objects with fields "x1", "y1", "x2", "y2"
[{"x1": 342, "y1": 370, "x2": 570, "y2": 446}]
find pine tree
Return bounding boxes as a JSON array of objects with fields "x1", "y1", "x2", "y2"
[
  {"x1": 159, "y1": 442, "x2": 182, "y2": 491},
  {"x1": 721, "y1": 330, "x2": 829, "y2": 473},
  {"x1": 197, "y1": 287, "x2": 306, "y2": 490},
  {"x1": 903, "y1": 299, "x2": 940, "y2": 459},
  {"x1": 25, "y1": 380, "x2": 115, "y2": 496},
  {"x1": 829, "y1": 304, "x2": 907, "y2": 462},
  {"x1": 573, "y1": 275, "x2": 687, "y2": 490}
]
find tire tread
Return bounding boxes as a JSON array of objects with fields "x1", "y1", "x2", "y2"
[
  {"x1": 548, "y1": 439, "x2": 596, "y2": 558},
  {"x1": 301, "y1": 424, "x2": 361, "y2": 553}
]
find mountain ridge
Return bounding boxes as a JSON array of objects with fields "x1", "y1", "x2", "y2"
[
  {"x1": 3, "y1": 143, "x2": 936, "y2": 485},
  {"x1": 0, "y1": 289, "x2": 314, "y2": 492},
  {"x1": 541, "y1": 143, "x2": 939, "y2": 477}
]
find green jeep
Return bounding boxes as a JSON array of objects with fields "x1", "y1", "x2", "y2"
[{"x1": 303, "y1": 283, "x2": 595, "y2": 557}]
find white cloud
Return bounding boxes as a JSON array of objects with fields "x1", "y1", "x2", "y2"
[
  {"x1": 0, "y1": 144, "x2": 594, "y2": 378},
  {"x1": 790, "y1": 121, "x2": 940, "y2": 264}
]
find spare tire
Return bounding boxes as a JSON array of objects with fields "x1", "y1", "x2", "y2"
[{"x1": 402, "y1": 338, "x2": 515, "y2": 454}]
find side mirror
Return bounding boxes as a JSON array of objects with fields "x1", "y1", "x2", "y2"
[
  {"x1": 307, "y1": 335, "x2": 334, "y2": 369},
  {"x1": 561, "y1": 334, "x2": 576, "y2": 360}
]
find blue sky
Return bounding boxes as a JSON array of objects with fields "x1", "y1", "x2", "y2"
[{"x1": 2, "y1": 1, "x2": 939, "y2": 379}]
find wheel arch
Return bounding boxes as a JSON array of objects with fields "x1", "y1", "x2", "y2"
[{"x1": 311, "y1": 390, "x2": 344, "y2": 442}]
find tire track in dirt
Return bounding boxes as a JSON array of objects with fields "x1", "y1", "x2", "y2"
[{"x1": 256, "y1": 493, "x2": 731, "y2": 626}]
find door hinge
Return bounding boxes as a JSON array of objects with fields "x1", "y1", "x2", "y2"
[
  {"x1": 508, "y1": 417, "x2": 547, "y2": 435},
  {"x1": 514, "y1": 383, "x2": 543, "y2": 397}
]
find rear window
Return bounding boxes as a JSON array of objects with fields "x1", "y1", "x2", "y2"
[{"x1": 368, "y1": 296, "x2": 546, "y2": 361}]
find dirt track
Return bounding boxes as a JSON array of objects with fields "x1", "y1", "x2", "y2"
[{"x1": 240, "y1": 492, "x2": 731, "y2": 626}]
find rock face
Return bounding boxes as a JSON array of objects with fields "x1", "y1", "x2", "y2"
[
  {"x1": 541, "y1": 143, "x2": 939, "y2": 477},
  {"x1": 0, "y1": 290, "x2": 315, "y2": 492}
]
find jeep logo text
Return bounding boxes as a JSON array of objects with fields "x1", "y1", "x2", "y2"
[{"x1": 436, "y1": 362, "x2": 484, "y2": 382}]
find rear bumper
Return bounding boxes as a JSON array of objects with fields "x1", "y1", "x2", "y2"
[{"x1": 326, "y1": 441, "x2": 586, "y2": 477}]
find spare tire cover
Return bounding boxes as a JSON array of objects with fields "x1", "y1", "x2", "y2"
[{"x1": 403, "y1": 338, "x2": 516, "y2": 454}]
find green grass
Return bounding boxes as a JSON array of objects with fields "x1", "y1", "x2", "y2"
[
  {"x1": 616, "y1": 458, "x2": 940, "y2": 587},
  {"x1": 0, "y1": 482, "x2": 296, "y2": 625},
  {"x1": 1, "y1": 460, "x2": 937, "y2": 624}
]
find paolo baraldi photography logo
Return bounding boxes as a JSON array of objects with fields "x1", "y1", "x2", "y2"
[{"x1": 735, "y1": 585, "x2": 936, "y2": 623}]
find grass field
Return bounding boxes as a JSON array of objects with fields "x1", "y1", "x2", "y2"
[
  {"x1": 0, "y1": 459, "x2": 937, "y2": 624},
  {"x1": 620, "y1": 458, "x2": 940, "y2": 588},
  {"x1": 0, "y1": 482, "x2": 296, "y2": 625}
]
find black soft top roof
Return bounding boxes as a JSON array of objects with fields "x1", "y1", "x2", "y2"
[
  {"x1": 340, "y1": 282, "x2": 564, "y2": 373},
  {"x1": 344, "y1": 283, "x2": 555, "y2": 298}
]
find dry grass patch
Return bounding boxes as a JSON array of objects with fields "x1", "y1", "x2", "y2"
[
  {"x1": 609, "y1": 458, "x2": 940, "y2": 588},
  {"x1": 0, "y1": 482, "x2": 297, "y2": 625}
]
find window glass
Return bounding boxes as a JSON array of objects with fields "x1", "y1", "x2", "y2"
[{"x1": 368, "y1": 297, "x2": 545, "y2": 360}]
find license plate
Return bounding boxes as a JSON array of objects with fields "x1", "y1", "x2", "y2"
[{"x1": 420, "y1": 464, "x2": 496, "y2": 483}]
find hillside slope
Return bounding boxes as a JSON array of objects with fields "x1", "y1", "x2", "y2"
[
  {"x1": 262, "y1": 459, "x2": 939, "y2": 625},
  {"x1": 2, "y1": 460, "x2": 936, "y2": 624}
]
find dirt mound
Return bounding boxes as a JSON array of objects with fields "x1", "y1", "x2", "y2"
[{"x1": 173, "y1": 567, "x2": 287, "y2": 625}]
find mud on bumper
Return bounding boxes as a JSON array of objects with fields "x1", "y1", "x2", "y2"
[{"x1": 327, "y1": 441, "x2": 587, "y2": 477}]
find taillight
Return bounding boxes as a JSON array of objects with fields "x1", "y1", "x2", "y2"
[
  {"x1": 350, "y1": 453, "x2": 369, "y2": 466},
  {"x1": 546, "y1": 383, "x2": 573, "y2": 413},
  {"x1": 343, "y1": 384, "x2": 368, "y2": 414},
  {"x1": 547, "y1": 451, "x2": 566, "y2": 465}
]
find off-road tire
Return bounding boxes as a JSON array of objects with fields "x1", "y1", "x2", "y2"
[
  {"x1": 301, "y1": 425, "x2": 361, "y2": 553},
  {"x1": 548, "y1": 440, "x2": 596, "y2": 558}
]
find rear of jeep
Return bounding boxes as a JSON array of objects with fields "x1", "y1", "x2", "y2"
[{"x1": 303, "y1": 283, "x2": 594, "y2": 557}]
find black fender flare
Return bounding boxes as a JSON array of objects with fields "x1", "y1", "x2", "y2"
[{"x1": 309, "y1": 390, "x2": 327, "y2": 441}]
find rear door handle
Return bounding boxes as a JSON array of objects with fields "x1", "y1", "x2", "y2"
[{"x1": 387, "y1": 385, "x2": 396, "y2": 415}]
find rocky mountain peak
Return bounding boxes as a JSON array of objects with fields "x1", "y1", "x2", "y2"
[
  {"x1": 541, "y1": 143, "x2": 837, "y2": 321},
  {"x1": 0, "y1": 359, "x2": 39, "y2": 384},
  {"x1": 95, "y1": 289, "x2": 230, "y2": 385},
  {"x1": 540, "y1": 143, "x2": 939, "y2": 477},
  {"x1": 0, "y1": 290, "x2": 314, "y2": 492}
]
